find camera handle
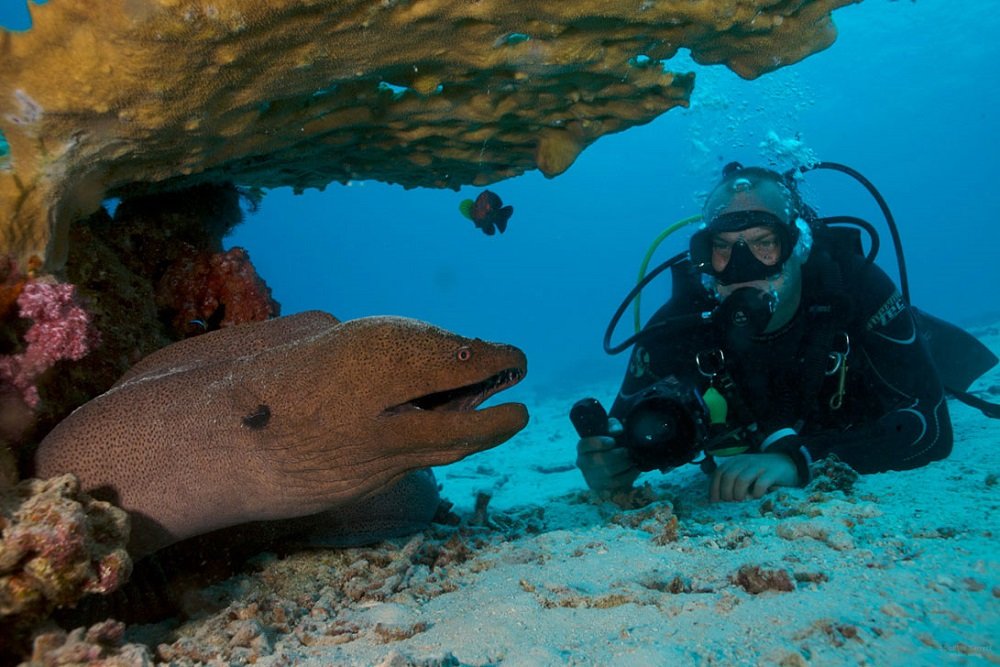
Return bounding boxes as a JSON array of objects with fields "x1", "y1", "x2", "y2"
[{"x1": 569, "y1": 398, "x2": 610, "y2": 438}]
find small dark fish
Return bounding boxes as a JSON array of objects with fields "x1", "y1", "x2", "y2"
[
  {"x1": 459, "y1": 190, "x2": 513, "y2": 236},
  {"x1": 183, "y1": 319, "x2": 208, "y2": 338}
]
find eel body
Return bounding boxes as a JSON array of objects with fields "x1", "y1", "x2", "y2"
[{"x1": 35, "y1": 311, "x2": 527, "y2": 557}]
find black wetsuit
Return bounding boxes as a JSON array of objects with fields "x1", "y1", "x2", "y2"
[{"x1": 609, "y1": 238, "x2": 953, "y2": 484}]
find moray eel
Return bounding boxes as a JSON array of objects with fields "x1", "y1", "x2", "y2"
[
  {"x1": 35, "y1": 311, "x2": 527, "y2": 558},
  {"x1": 289, "y1": 467, "x2": 445, "y2": 548}
]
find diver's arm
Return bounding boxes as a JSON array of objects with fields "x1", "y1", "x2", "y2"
[
  {"x1": 574, "y1": 340, "x2": 647, "y2": 493},
  {"x1": 765, "y1": 269, "x2": 953, "y2": 482},
  {"x1": 608, "y1": 298, "x2": 710, "y2": 421},
  {"x1": 581, "y1": 300, "x2": 709, "y2": 491},
  {"x1": 575, "y1": 418, "x2": 640, "y2": 492},
  {"x1": 575, "y1": 347, "x2": 651, "y2": 494}
]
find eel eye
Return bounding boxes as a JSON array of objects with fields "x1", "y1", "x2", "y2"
[{"x1": 457, "y1": 346, "x2": 472, "y2": 362}]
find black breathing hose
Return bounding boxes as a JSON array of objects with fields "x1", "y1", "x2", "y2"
[
  {"x1": 799, "y1": 161, "x2": 910, "y2": 305},
  {"x1": 602, "y1": 252, "x2": 704, "y2": 355}
]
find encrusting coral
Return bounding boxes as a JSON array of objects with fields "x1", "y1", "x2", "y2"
[
  {"x1": 0, "y1": 474, "x2": 132, "y2": 662},
  {"x1": 0, "y1": 0, "x2": 858, "y2": 271}
]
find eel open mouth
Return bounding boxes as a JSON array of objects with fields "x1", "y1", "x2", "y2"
[{"x1": 386, "y1": 367, "x2": 525, "y2": 414}]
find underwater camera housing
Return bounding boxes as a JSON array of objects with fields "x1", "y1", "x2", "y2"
[
  {"x1": 571, "y1": 375, "x2": 712, "y2": 472},
  {"x1": 621, "y1": 375, "x2": 712, "y2": 471}
]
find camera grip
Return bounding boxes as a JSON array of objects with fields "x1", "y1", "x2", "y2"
[{"x1": 570, "y1": 398, "x2": 609, "y2": 438}]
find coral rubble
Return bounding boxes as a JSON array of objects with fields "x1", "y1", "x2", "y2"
[
  {"x1": 1, "y1": 0, "x2": 857, "y2": 270},
  {"x1": 26, "y1": 619, "x2": 153, "y2": 667},
  {"x1": 732, "y1": 564, "x2": 796, "y2": 594}
]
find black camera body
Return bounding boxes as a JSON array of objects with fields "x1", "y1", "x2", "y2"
[
  {"x1": 620, "y1": 375, "x2": 711, "y2": 471},
  {"x1": 571, "y1": 375, "x2": 712, "y2": 472}
]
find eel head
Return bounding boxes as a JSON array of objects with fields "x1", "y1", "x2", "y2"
[{"x1": 269, "y1": 315, "x2": 528, "y2": 510}]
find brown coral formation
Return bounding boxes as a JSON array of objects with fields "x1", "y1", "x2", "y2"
[
  {"x1": 1, "y1": 0, "x2": 857, "y2": 271},
  {"x1": 807, "y1": 453, "x2": 860, "y2": 494},
  {"x1": 0, "y1": 474, "x2": 132, "y2": 661}
]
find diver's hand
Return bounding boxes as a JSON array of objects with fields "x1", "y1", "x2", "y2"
[
  {"x1": 575, "y1": 418, "x2": 639, "y2": 493},
  {"x1": 710, "y1": 453, "x2": 799, "y2": 502}
]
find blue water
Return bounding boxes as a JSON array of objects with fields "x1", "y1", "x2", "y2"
[
  {"x1": 3, "y1": 1, "x2": 998, "y2": 400},
  {"x1": 0, "y1": 0, "x2": 45, "y2": 30}
]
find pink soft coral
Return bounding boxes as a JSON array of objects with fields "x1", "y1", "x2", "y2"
[{"x1": 0, "y1": 281, "x2": 101, "y2": 409}]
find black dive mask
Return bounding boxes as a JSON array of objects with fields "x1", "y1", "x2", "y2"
[
  {"x1": 716, "y1": 240, "x2": 782, "y2": 285},
  {"x1": 690, "y1": 211, "x2": 796, "y2": 285}
]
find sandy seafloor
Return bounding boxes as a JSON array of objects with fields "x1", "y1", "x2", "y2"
[{"x1": 116, "y1": 326, "x2": 1000, "y2": 667}]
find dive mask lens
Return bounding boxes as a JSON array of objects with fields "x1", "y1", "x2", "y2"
[
  {"x1": 690, "y1": 212, "x2": 792, "y2": 284},
  {"x1": 715, "y1": 237, "x2": 782, "y2": 285}
]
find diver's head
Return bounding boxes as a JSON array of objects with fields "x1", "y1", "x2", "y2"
[
  {"x1": 691, "y1": 162, "x2": 812, "y2": 283},
  {"x1": 691, "y1": 162, "x2": 814, "y2": 333}
]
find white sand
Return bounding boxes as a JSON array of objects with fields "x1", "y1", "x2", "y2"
[{"x1": 148, "y1": 326, "x2": 1000, "y2": 666}]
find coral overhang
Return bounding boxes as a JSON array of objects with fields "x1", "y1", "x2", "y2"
[{"x1": 1, "y1": 0, "x2": 857, "y2": 270}]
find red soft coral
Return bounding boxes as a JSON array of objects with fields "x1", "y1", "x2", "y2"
[
  {"x1": 156, "y1": 245, "x2": 279, "y2": 335},
  {"x1": 0, "y1": 281, "x2": 101, "y2": 409}
]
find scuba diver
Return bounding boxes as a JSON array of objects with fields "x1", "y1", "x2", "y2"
[{"x1": 572, "y1": 161, "x2": 998, "y2": 501}]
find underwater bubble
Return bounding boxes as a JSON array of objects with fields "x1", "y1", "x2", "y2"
[{"x1": 758, "y1": 130, "x2": 819, "y2": 172}]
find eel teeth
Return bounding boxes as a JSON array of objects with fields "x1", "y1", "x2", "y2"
[{"x1": 390, "y1": 366, "x2": 524, "y2": 414}]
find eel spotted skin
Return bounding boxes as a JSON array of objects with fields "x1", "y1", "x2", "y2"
[{"x1": 35, "y1": 311, "x2": 527, "y2": 558}]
